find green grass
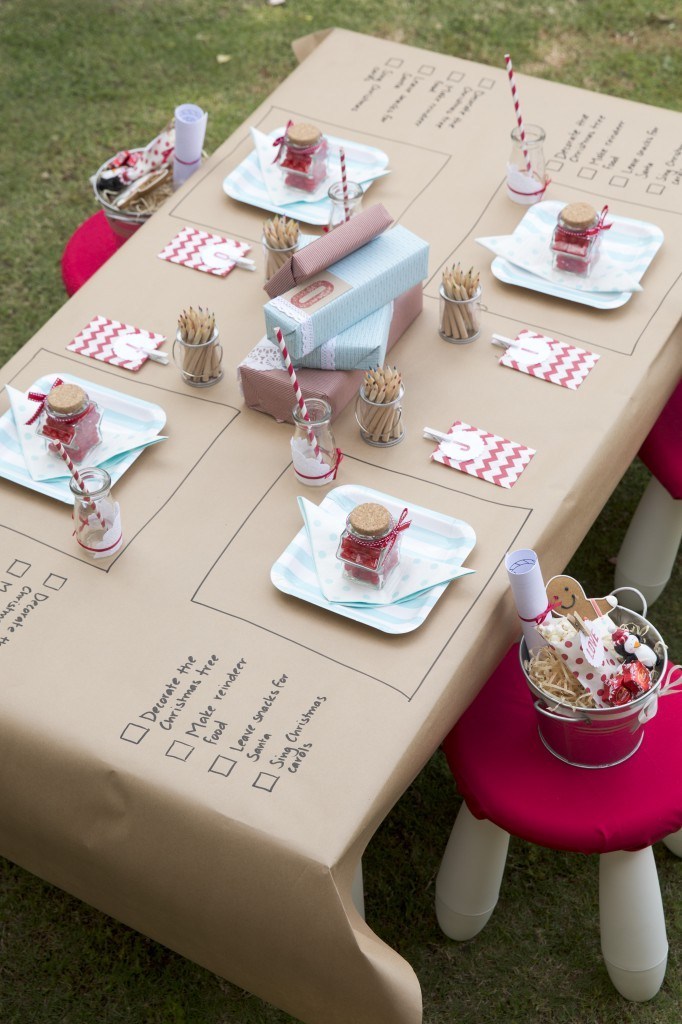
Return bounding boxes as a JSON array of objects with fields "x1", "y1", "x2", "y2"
[{"x1": 1, "y1": 1, "x2": 681, "y2": 1021}]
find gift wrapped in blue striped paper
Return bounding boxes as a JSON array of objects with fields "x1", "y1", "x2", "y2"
[
  {"x1": 264, "y1": 225, "x2": 428, "y2": 361},
  {"x1": 294, "y1": 301, "x2": 393, "y2": 371}
]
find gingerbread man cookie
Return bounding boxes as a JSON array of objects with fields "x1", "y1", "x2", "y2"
[{"x1": 546, "y1": 575, "x2": 617, "y2": 620}]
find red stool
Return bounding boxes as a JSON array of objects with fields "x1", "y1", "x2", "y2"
[
  {"x1": 436, "y1": 646, "x2": 682, "y2": 1002},
  {"x1": 61, "y1": 211, "x2": 128, "y2": 296},
  {"x1": 615, "y1": 380, "x2": 682, "y2": 607}
]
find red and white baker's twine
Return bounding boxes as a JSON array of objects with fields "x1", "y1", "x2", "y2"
[
  {"x1": 53, "y1": 441, "x2": 108, "y2": 531},
  {"x1": 504, "y1": 53, "x2": 531, "y2": 175},
  {"x1": 275, "y1": 328, "x2": 323, "y2": 461}
]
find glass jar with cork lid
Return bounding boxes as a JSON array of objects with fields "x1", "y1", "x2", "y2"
[
  {"x1": 550, "y1": 202, "x2": 610, "y2": 276},
  {"x1": 37, "y1": 382, "x2": 103, "y2": 463},
  {"x1": 276, "y1": 122, "x2": 329, "y2": 192},
  {"x1": 336, "y1": 502, "x2": 410, "y2": 589}
]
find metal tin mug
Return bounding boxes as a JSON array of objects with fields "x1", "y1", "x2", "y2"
[
  {"x1": 173, "y1": 328, "x2": 223, "y2": 387},
  {"x1": 355, "y1": 384, "x2": 405, "y2": 446},
  {"x1": 520, "y1": 595, "x2": 668, "y2": 768}
]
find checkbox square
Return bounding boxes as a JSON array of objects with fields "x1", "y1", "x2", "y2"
[
  {"x1": 647, "y1": 183, "x2": 665, "y2": 195},
  {"x1": 166, "y1": 741, "x2": 194, "y2": 762},
  {"x1": 448, "y1": 71, "x2": 464, "y2": 83},
  {"x1": 253, "y1": 772, "x2": 279, "y2": 792},
  {"x1": 120, "y1": 723, "x2": 149, "y2": 745},
  {"x1": 578, "y1": 167, "x2": 597, "y2": 180},
  {"x1": 385, "y1": 58, "x2": 403, "y2": 68},
  {"x1": 610, "y1": 175, "x2": 628, "y2": 188},
  {"x1": 478, "y1": 77, "x2": 495, "y2": 89},
  {"x1": 7, "y1": 560, "x2": 30, "y2": 578},
  {"x1": 209, "y1": 756, "x2": 238, "y2": 778},
  {"x1": 546, "y1": 159, "x2": 564, "y2": 172},
  {"x1": 419, "y1": 64, "x2": 435, "y2": 76},
  {"x1": 43, "y1": 573, "x2": 67, "y2": 591}
]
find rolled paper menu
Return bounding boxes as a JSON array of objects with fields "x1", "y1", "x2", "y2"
[
  {"x1": 505, "y1": 548, "x2": 552, "y2": 653},
  {"x1": 173, "y1": 103, "x2": 208, "y2": 188}
]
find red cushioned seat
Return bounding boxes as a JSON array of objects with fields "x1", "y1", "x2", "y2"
[
  {"x1": 639, "y1": 380, "x2": 682, "y2": 499},
  {"x1": 443, "y1": 645, "x2": 682, "y2": 855},
  {"x1": 61, "y1": 211, "x2": 128, "y2": 296}
]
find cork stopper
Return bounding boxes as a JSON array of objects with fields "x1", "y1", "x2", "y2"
[
  {"x1": 348, "y1": 502, "x2": 391, "y2": 538},
  {"x1": 46, "y1": 383, "x2": 87, "y2": 415},
  {"x1": 286, "y1": 122, "x2": 322, "y2": 147},
  {"x1": 560, "y1": 202, "x2": 598, "y2": 230}
]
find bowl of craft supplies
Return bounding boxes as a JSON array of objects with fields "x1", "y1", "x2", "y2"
[{"x1": 521, "y1": 577, "x2": 669, "y2": 768}]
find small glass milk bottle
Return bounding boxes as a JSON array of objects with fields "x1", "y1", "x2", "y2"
[
  {"x1": 506, "y1": 124, "x2": 547, "y2": 205},
  {"x1": 290, "y1": 398, "x2": 342, "y2": 486},
  {"x1": 327, "y1": 181, "x2": 364, "y2": 230},
  {"x1": 69, "y1": 467, "x2": 123, "y2": 558}
]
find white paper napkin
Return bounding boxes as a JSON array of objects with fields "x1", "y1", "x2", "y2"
[
  {"x1": 298, "y1": 496, "x2": 473, "y2": 606},
  {"x1": 477, "y1": 200, "x2": 645, "y2": 293},
  {"x1": 6, "y1": 384, "x2": 166, "y2": 482}
]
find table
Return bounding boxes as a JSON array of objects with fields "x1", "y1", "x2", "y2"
[{"x1": 1, "y1": 29, "x2": 681, "y2": 1024}]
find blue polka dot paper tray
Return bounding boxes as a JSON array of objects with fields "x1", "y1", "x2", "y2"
[{"x1": 271, "y1": 484, "x2": 476, "y2": 634}]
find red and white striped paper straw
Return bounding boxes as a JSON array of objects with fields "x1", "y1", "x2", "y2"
[
  {"x1": 53, "y1": 440, "x2": 108, "y2": 530},
  {"x1": 339, "y1": 146, "x2": 350, "y2": 222},
  {"x1": 504, "y1": 53, "x2": 532, "y2": 174},
  {"x1": 275, "y1": 328, "x2": 324, "y2": 461}
]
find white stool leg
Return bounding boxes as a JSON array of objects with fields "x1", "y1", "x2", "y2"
[
  {"x1": 662, "y1": 829, "x2": 682, "y2": 858},
  {"x1": 351, "y1": 858, "x2": 365, "y2": 919},
  {"x1": 435, "y1": 801, "x2": 510, "y2": 940},
  {"x1": 615, "y1": 477, "x2": 682, "y2": 607},
  {"x1": 599, "y1": 848, "x2": 668, "y2": 1001}
]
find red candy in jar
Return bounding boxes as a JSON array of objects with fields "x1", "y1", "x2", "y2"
[
  {"x1": 336, "y1": 502, "x2": 410, "y2": 589},
  {"x1": 277, "y1": 122, "x2": 328, "y2": 193},
  {"x1": 550, "y1": 201, "x2": 610, "y2": 277},
  {"x1": 38, "y1": 382, "x2": 103, "y2": 464}
]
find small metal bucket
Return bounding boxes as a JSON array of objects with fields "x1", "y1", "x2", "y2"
[
  {"x1": 520, "y1": 591, "x2": 667, "y2": 768},
  {"x1": 92, "y1": 150, "x2": 150, "y2": 239}
]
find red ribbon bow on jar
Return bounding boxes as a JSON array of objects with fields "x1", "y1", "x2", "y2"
[
  {"x1": 582, "y1": 205, "x2": 612, "y2": 237},
  {"x1": 25, "y1": 378, "x2": 64, "y2": 425},
  {"x1": 518, "y1": 599, "x2": 561, "y2": 625},
  {"x1": 355, "y1": 507, "x2": 412, "y2": 553},
  {"x1": 271, "y1": 120, "x2": 294, "y2": 164}
]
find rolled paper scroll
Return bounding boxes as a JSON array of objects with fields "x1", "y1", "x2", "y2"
[
  {"x1": 173, "y1": 104, "x2": 208, "y2": 188},
  {"x1": 506, "y1": 548, "x2": 552, "y2": 653}
]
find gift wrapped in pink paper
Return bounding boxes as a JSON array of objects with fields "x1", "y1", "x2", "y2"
[{"x1": 239, "y1": 284, "x2": 422, "y2": 423}]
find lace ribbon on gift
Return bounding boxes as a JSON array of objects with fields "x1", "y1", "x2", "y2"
[
  {"x1": 270, "y1": 297, "x2": 316, "y2": 356},
  {"x1": 25, "y1": 378, "x2": 64, "y2": 425}
]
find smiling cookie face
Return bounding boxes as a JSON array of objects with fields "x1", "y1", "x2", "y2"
[{"x1": 546, "y1": 575, "x2": 617, "y2": 620}]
